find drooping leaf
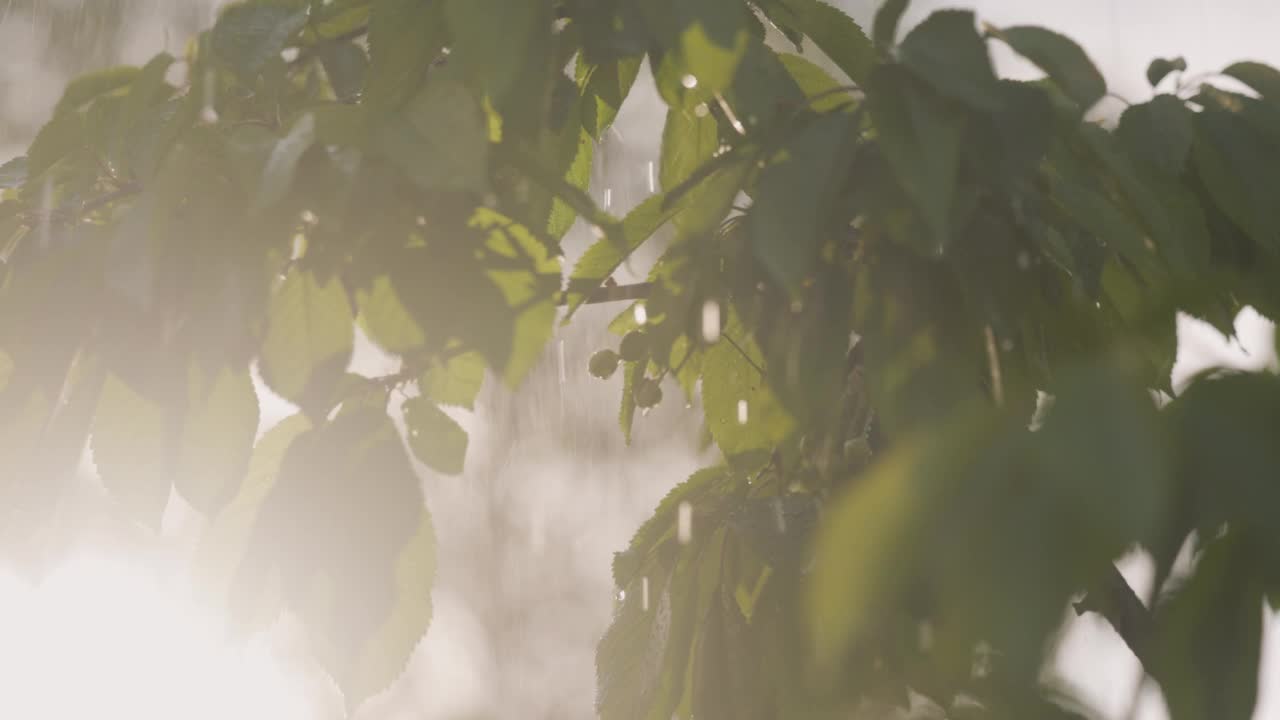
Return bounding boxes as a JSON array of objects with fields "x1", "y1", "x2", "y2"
[
  {"x1": 1116, "y1": 95, "x2": 1194, "y2": 176},
  {"x1": 256, "y1": 112, "x2": 317, "y2": 210},
  {"x1": 53, "y1": 66, "x2": 139, "y2": 117},
  {"x1": 991, "y1": 26, "x2": 1106, "y2": 111},
  {"x1": 445, "y1": 0, "x2": 546, "y2": 103},
  {"x1": 0, "y1": 156, "x2": 26, "y2": 189},
  {"x1": 778, "y1": 53, "x2": 856, "y2": 112},
  {"x1": 259, "y1": 267, "x2": 356, "y2": 410},
  {"x1": 700, "y1": 319, "x2": 794, "y2": 458},
  {"x1": 674, "y1": 0, "x2": 751, "y2": 94},
  {"x1": 403, "y1": 396, "x2": 468, "y2": 475},
  {"x1": 660, "y1": 107, "x2": 720, "y2": 193},
  {"x1": 319, "y1": 41, "x2": 369, "y2": 101},
  {"x1": 1192, "y1": 107, "x2": 1280, "y2": 254},
  {"x1": 579, "y1": 55, "x2": 644, "y2": 139}
]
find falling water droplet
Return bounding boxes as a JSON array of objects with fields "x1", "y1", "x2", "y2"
[
  {"x1": 681, "y1": 74, "x2": 698, "y2": 89},
  {"x1": 917, "y1": 621, "x2": 935, "y2": 651},
  {"x1": 701, "y1": 300, "x2": 721, "y2": 343},
  {"x1": 280, "y1": 47, "x2": 300, "y2": 63},
  {"x1": 647, "y1": 161, "x2": 656, "y2": 193},
  {"x1": 677, "y1": 501, "x2": 693, "y2": 545},
  {"x1": 790, "y1": 299, "x2": 804, "y2": 314},
  {"x1": 737, "y1": 400, "x2": 749, "y2": 425},
  {"x1": 694, "y1": 103, "x2": 709, "y2": 118},
  {"x1": 200, "y1": 69, "x2": 218, "y2": 124},
  {"x1": 1016, "y1": 251, "x2": 1031, "y2": 270},
  {"x1": 771, "y1": 497, "x2": 786, "y2": 533},
  {"x1": 415, "y1": 215, "x2": 427, "y2": 227},
  {"x1": 590, "y1": 224, "x2": 606, "y2": 239},
  {"x1": 641, "y1": 576, "x2": 651, "y2": 611},
  {"x1": 558, "y1": 339, "x2": 567, "y2": 384},
  {"x1": 1000, "y1": 338, "x2": 1015, "y2": 353},
  {"x1": 603, "y1": 187, "x2": 613, "y2": 209},
  {"x1": 300, "y1": 209, "x2": 317, "y2": 225},
  {"x1": 290, "y1": 233, "x2": 307, "y2": 260},
  {"x1": 618, "y1": 589, "x2": 627, "y2": 602},
  {"x1": 634, "y1": 303, "x2": 648, "y2": 325},
  {"x1": 38, "y1": 178, "x2": 53, "y2": 249}
]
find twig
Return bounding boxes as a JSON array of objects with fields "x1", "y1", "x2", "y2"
[
  {"x1": 1073, "y1": 563, "x2": 1156, "y2": 669},
  {"x1": 722, "y1": 333, "x2": 767, "y2": 379},
  {"x1": 559, "y1": 281, "x2": 651, "y2": 307}
]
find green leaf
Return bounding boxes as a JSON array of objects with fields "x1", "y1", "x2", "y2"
[
  {"x1": 749, "y1": 110, "x2": 858, "y2": 289},
  {"x1": 1116, "y1": 95, "x2": 1193, "y2": 176},
  {"x1": 660, "y1": 107, "x2": 720, "y2": 193},
  {"x1": 403, "y1": 396, "x2": 468, "y2": 475},
  {"x1": 319, "y1": 41, "x2": 369, "y2": 101},
  {"x1": 364, "y1": 0, "x2": 446, "y2": 115},
  {"x1": 579, "y1": 55, "x2": 644, "y2": 138},
  {"x1": 991, "y1": 26, "x2": 1106, "y2": 111},
  {"x1": 776, "y1": 0, "x2": 876, "y2": 84},
  {"x1": 873, "y1": 0, "x2": 909, "y2": 47},
  {"x1": 174, "y1": 365, "x2": 261, "y2": 515},
  {"x1": 357, "y1": 275, "x2": 426, "y2": 355},
  {"x1": 1154, "y1": 533, "x2": 1263, "y2": 720},
  {"x1": 375, "y1": 71, "x2": 489, "y2": 193},
  {"x1": 229, "y1": 408, "x2": 433, "y2": 710},
  {"x1": 1192, "y1": 108, "x2": 1280, "y2": 254},
  {"x1": 212, "y1": 1, "x2": 309, "y2": 82},
  {"x1": 27, "y1": 110, "x2": 86, "y2": 178},
  {"x1": 420, "y1": 351, "x2": 485, "y2": 409},
  {"x1": 869, "y1": 64, "x2": 963, "y2": 253},
  {"x1": 53, "y1": 66, "x2": 139, "y2": 116},
  {"x1": 778, "y1": 54, "x2": 855, "y2": 112},
  {"x1": 676, "y1": 0, "x2": 751, "y2": 93},
  {"x1": 91, "y1": 373, "x2": 170, "y2": 527},
  {"x1": 256, "y1": 112, "x2": 317, "y2": 210},
  {"x1": 1146, "y1": 57, "x2": 1186, "y2": 88},
  {"x1": 1222, "y1": 61, "x2": 1280, "y2": 103},
  {"x1": 445, "y1": 0, "x2": 544, "y2": 102},
  {"x1": 898, "y1": 10, "x2": 1003, "y2": 111},
  {"x1": 700, "y1": 319, "x2": 794, "y2": 457},
  {"x1": 259, "y1": 267, "x2": 356, "y2": 409},
  {"x1": 619, "y1": 360, "x2": 643, "y2": 445},
  {"x1": 547, "y1": 128, "x2": 594, "y2": 239}
]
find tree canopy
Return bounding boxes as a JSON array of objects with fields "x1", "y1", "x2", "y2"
[{"x1": 3, "y1": 0, "x2": 1280, "y2": 717}]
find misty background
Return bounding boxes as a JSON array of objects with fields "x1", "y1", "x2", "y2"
[{"x1": 1, "y1": 1, "x2": 1277, "y2": 718}]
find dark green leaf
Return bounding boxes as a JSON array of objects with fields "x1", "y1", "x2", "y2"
[
  {"x1": 579, "y1": 55, "x2": 643, "y2": 139},
  {"x1": 873, "y1": 0, "x2": 909, "y2": 47},
  {"x1": 445, "y1": 0, "x2": 547, "y2": 102},
  {"x1": 675, "y1": 0, "x2": 751, "y2": 93},
  {"x1": 1116, "y1": 95, "x2": 1193, "y2": 176},
  {"x1": 775, "y1": 0, "x2": 876, "y2": 84},
  {"x1": 898, "y1": 10, "x2": 1003, "y2": 111},
  {"x1": 375, "y1": 70, "x2": 489, "y2": 193},
  {"x1": 869, "y1": 64, "x2": 963, "y2": 253},
  {"x1": 1192, "y1": 108, "x2": 1280, "y2": 254},
  {"x1": 53, "y1": 66, "x2": 139, "y2": 116},
  {"x1": 420, "y1": 351, "x2": 485, "y2": 409},
  {"x1": 256, "y1": 112, "x2": 317, "y2": 210},
  {"x1": 212, "y1": 1, "x2": 308, "y2": 81},
  {"x1": 1223, "y1": 61, "x2": 1280, "y2": 103},
  {"x1": 701, "y1": 319, "x2": 794, "y2": 457},
  {"x1": 320, "y1": 41, "x2": 369, "y2": 101},
  {"x1": 174, "y1": 365, "x2": 261, "y2": 515},
  {"x1": 364, "y1": 0, "x2": 446, "y2": 115},
  {"x1": 778, "y1": 53, "x2": 855, "y2": 112},
  {"x1": 992, "y1": 26, "x2": 1106, "y2": 111},
  {"x1": 1146, "y1": 57, "x2": 1186, "y2": 88},
  {"x1": 0, "y1": 156, "x2": 26, "y2": 189}
]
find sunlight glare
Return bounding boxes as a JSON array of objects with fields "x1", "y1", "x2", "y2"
[{"x1": 0, "y1": 552, "x2": 317, "y2": 720}]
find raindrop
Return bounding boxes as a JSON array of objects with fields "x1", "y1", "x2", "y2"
[
  {"x1": 634, "y1": 303, "x2": 648, "y2": 325},
  {"x1": 1016, "y1": 251, "x2": 1031, "y2": 270},
  {"x1": 300, "y1": 209, "x2": 317, "y2": 225},
  {"x1": 771, "y1": 498, "x2": 786, "y2": 533},
  {"x1": 558, "y1": 339, "x2": 567, "y2": 384},
  {"x1": 681, "y1": 74, "x2": 698, "y2": 89},
  {"x1": 701, "y1": 300, "x2": 721, "y2": 343},
  {"x1": 618, "y1": 589, "x2": 627, "y2": 602},
  {"x1": 646, "y1": 161, "x2": 656, "y2": 193},
  {"x1": 603, "y1": 187, "x2": 613, "y2": 209},
  {"x1": 290, "y1": 233, "x2": 307, "y2": 260},
  {"x1": 641, "y1": 576, "x2": 651, "y2": 612},
  {"x1": 483, "y1": 193, "x2": 498, "y2": 208},
  {"x1": 1000, "y1": 338, "x2": 1015, "y2": 353},
  {"x1": 415, "y1": 215, "x2": 427, "y2": 226},
  {"x1": 790, "y1": 299, "x2": 803, "y2": 314},
  {"x1": 590, "y1": 224, "x2": 606, "y2": 239},
  {"x1": 694, "y1": 103, "x2": 710, "y2": 118},
  {"x1": 200, "y1": 69, "x2": 218, "y2": 124},
  {"x1": 280, "y1": 47, "x2": 300, "y2": 63},
  {"x1": 677, "y1": 501, "x2": 693, "y2": 545},
  {"x1": 737, "y1": 400, "x2": 749, "y2": 425},
  {"x1": 917, "y1": 621, "x2": 935, "y2": 652},
  {"x1": 38, "y1": 178, "x2": 53, "y2": 249}
]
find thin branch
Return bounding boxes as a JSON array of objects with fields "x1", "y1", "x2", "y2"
[
  {"x1": 558, "y1": 281, "x2": 651, "y2": 307},
  {"x1": 722, "y1": 332, "x2": 767, "y2": 379}
]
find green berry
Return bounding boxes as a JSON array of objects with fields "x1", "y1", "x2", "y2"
[
  {"x1": 589, "y1": 349, "x2": 621, "y2": 379},
  {"x1": 634, "y1": 378, "x2": 663, "y2": 408},
  {"x1": 618, "y1": 330, "x2": 649, "y2": 362}
]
